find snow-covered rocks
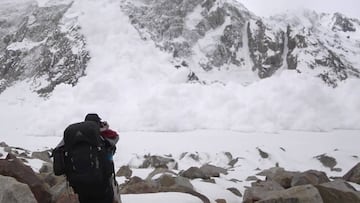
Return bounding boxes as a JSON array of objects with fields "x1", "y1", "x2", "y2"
[
  {"x1": 122, "y1": 0, "x2": 360, "y2": 86},
  {"x1": 244, "y1": 167, "x2": 360, "y2": 203},
  {"x1": 0, "y1": 0, "x2": 89, "y2": 96}
]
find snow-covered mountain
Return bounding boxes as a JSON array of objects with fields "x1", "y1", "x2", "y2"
[
  {"x1": 1, "y1": 1, "x2": 360, "y2": 202},
  {"x1": 121, "y1": 0, "x2": 360, "y2": 86},
  {"x1": 0, "y1": 0, "x2": 360, "y2": 136},
  {"x1": 0, "y1": 0, "x2": 88, "y2": 97},
  {"x1": 1, "y1": 0, "x2": 360, "y2": 97}
]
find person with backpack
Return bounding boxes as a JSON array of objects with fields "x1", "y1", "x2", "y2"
[{"x1": 53, "y1": 113, "x2": 121, "y2": 203}]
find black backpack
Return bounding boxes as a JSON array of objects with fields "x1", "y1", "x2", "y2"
[{"x1": 61, "y1": 121, "x2": 113, "y2": 195}]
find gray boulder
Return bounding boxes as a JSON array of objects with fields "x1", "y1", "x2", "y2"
[
  {"x1": 257, "y1": 167, "x2": 299, "y2": 189},
  {"x1": 243, "y1": 180, "x2": 284, "y2": 203},
  {"x1": 116, "y1": 165, "x2": 133, "y2": 179},
  {"x1": 291, "y1": 170, "x2": 330, "y2": 187},
  {"x1": 343, "y1": 162, "x2": 360, "y2": 184},
  {"x1": 200, "y1": 164, "x2": 228, "y2": 177},
  {"x1": 180, "y1": 166, "x2": 210, "y2": 180},
  {"x1": 315, "y1": 179, "x2": 360, "y2": 202},
  {"x1": 32, "y1": 150, "x2": 51, "y2": 163},
  {"x1": 0, "y1": 175, "x2": 37, "y2": 203},
  {"x1": 257, "y1": 185, "x2": 324, "y2": 203},
  {"x1": 140, "y1": 154, "x2": 177, "y2": 169}
]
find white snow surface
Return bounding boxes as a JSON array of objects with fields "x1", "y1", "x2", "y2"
[{"x1": 2, "y1": 130, "x2": 360, "y2": 203}]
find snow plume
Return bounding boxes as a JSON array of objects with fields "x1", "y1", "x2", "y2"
[{"x1": 0, "y1": 0, "x2": 359, "y2": 137}]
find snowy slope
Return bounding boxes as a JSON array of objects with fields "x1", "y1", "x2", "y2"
[
  {"x1": 0, "y1": 0, "x2": 359, "y2": 202},
  {"x1": 0, "y1": 0, "x2": 360, "y2": 137}
]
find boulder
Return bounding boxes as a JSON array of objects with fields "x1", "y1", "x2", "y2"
[
  {"x1": 120, "y1": 176, "x2": 159, "y2": 194},
  {"x1": 140, "y1": 155, "x2": 177, "y2": 169},
  {"x1": 0, "y1": 175, "x2": 37, "y2": 203},
  {"x1": 174, "y1": 176, "x2": 194, "y2": 191},
  {"x1": 56, "y1": 193, "x2": 79, "y2": 203},
  {"x1": 257, "y1": 147, "x2": 270, "y2": 159},
  {"x1": 227, "y1": 187, "x2": 242, "y2": 197},
  {"x1": 50, "y1": 180, "x2": 79, "y2": 203},
  {"x1": 257, "y1": 185, "x2": 323, "y2": 203},
  {"x1": 243, "y1": 180, "x2": 284, "y2": 203},
  {"x1": 316, "y1": 179, "x2": 360, "y2": 202},
  {"x1": 343, "y1": 162, "x2": 360, "y2": 184},
  {"x1": 257, "y1": 167, "x2": 299, "y2": 188},
  {"x1": 32, "y1": 150, "x2": 51, "y2": 163},
  {"x1": 215, "y1": 199, "x2": 226, "y2": 203},
  {"x1": 246, "y1": 176, "x2": 260, "y2": 181},
  {"x1": 0, "y1": 142, "x2": 8, "y2": 147},
  {"x1": 116, "y1": 165, "x2": 133, "y2": 178},
  {"x1": 320, "y1": 179, "x2": 359, "y2": 193},
  {"x1": 157, "y1": 174, "x2": 176, "y2": 187},
  {"x1": 181, "y1": 166, "x2": 210, "y2": 180},
  {"x1": 315, "y1": 184, "x2": 360, "y2": 203},
  {"x1": 200, "y1": 164, "x2": 228, "y2": 177},
  {"x1": 314, "y1": 154, "x2": 337, "y2": 170},
  {"x1": 39, "y1": 172, "x2": 65, "y2": 187},
  {"x1": 291, "y1": 170, "x2": 330, "y2": 187},
  {"x1": 0, "y1": 153, "x2": 52, "y2": 203},
  {"x1": 39, "y1": 162, "x2": 53, "y2": 173}
]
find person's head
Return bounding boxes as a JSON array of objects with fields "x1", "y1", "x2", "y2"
[{"x1": 84, "y1": 113, "x2": 101, "y2": 125}]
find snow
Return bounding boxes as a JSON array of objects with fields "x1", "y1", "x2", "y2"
[
  {"x1": 122, "y1": 193, "x2": 202, "y2": 203},
  {"x1": 184, "y1": 4, "x2": 203, "y2": 30},
  {"x1": 0, "y1": 0, "x2": 360, "y2": 202},
  {"x1": 0, "y1": 0, "x2": 359, "y2": 137},
  {"x1": 7, "y1": 38, "x2": 45, "y2": 51},
  {"x1": 2, "y1": 129, "x2": 360, "y2": 202}
]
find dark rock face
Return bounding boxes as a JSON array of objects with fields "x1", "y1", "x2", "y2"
[
  {"x1": 247, "y1": 20, "x2": 285, "y2": 78},
  {"x1": 332, "y1": 13, "x2": 357, "y2": 32},
  {"x1": 122, "y1": 0, "x2": 253, "y2": 71},
  {"x1": 0, "y1": 1, "x2": 89, "y2": 97},
  {"x1": 122, "y1": 0, "x2": 360, "y2": 86}
]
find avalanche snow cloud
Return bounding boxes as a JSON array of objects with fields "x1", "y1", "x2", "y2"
[{"x1": 0, "y1": 0, "x2": 360, "y2": 137}]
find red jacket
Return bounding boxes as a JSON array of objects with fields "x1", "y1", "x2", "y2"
[{"x1": 101, "y1": 129, "x2": 118, "y2": 139}]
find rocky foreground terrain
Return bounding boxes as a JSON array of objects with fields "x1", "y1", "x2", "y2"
[{"x1": 1, "y1": 141, "x2": 360, "y2": 203}]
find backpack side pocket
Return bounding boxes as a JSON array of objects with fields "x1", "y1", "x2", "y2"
[{"x1": 52, "y1": 146, "x2": 66, "y2": 176}]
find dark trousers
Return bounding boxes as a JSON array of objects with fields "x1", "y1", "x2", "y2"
[{"x1": 77, "y1": 183, "x2": 114, "y2": 203}]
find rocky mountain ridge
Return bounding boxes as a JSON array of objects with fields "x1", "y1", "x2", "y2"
[
  {"x1": 0, "y1": 0, "x2": 88, "y2": 97},
  {"x1": 122, "y1": 0, "x2": 360, "y2": 86},
  {"x1": 0, "y1": 0, "x2": 359, "y2": 96}
]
